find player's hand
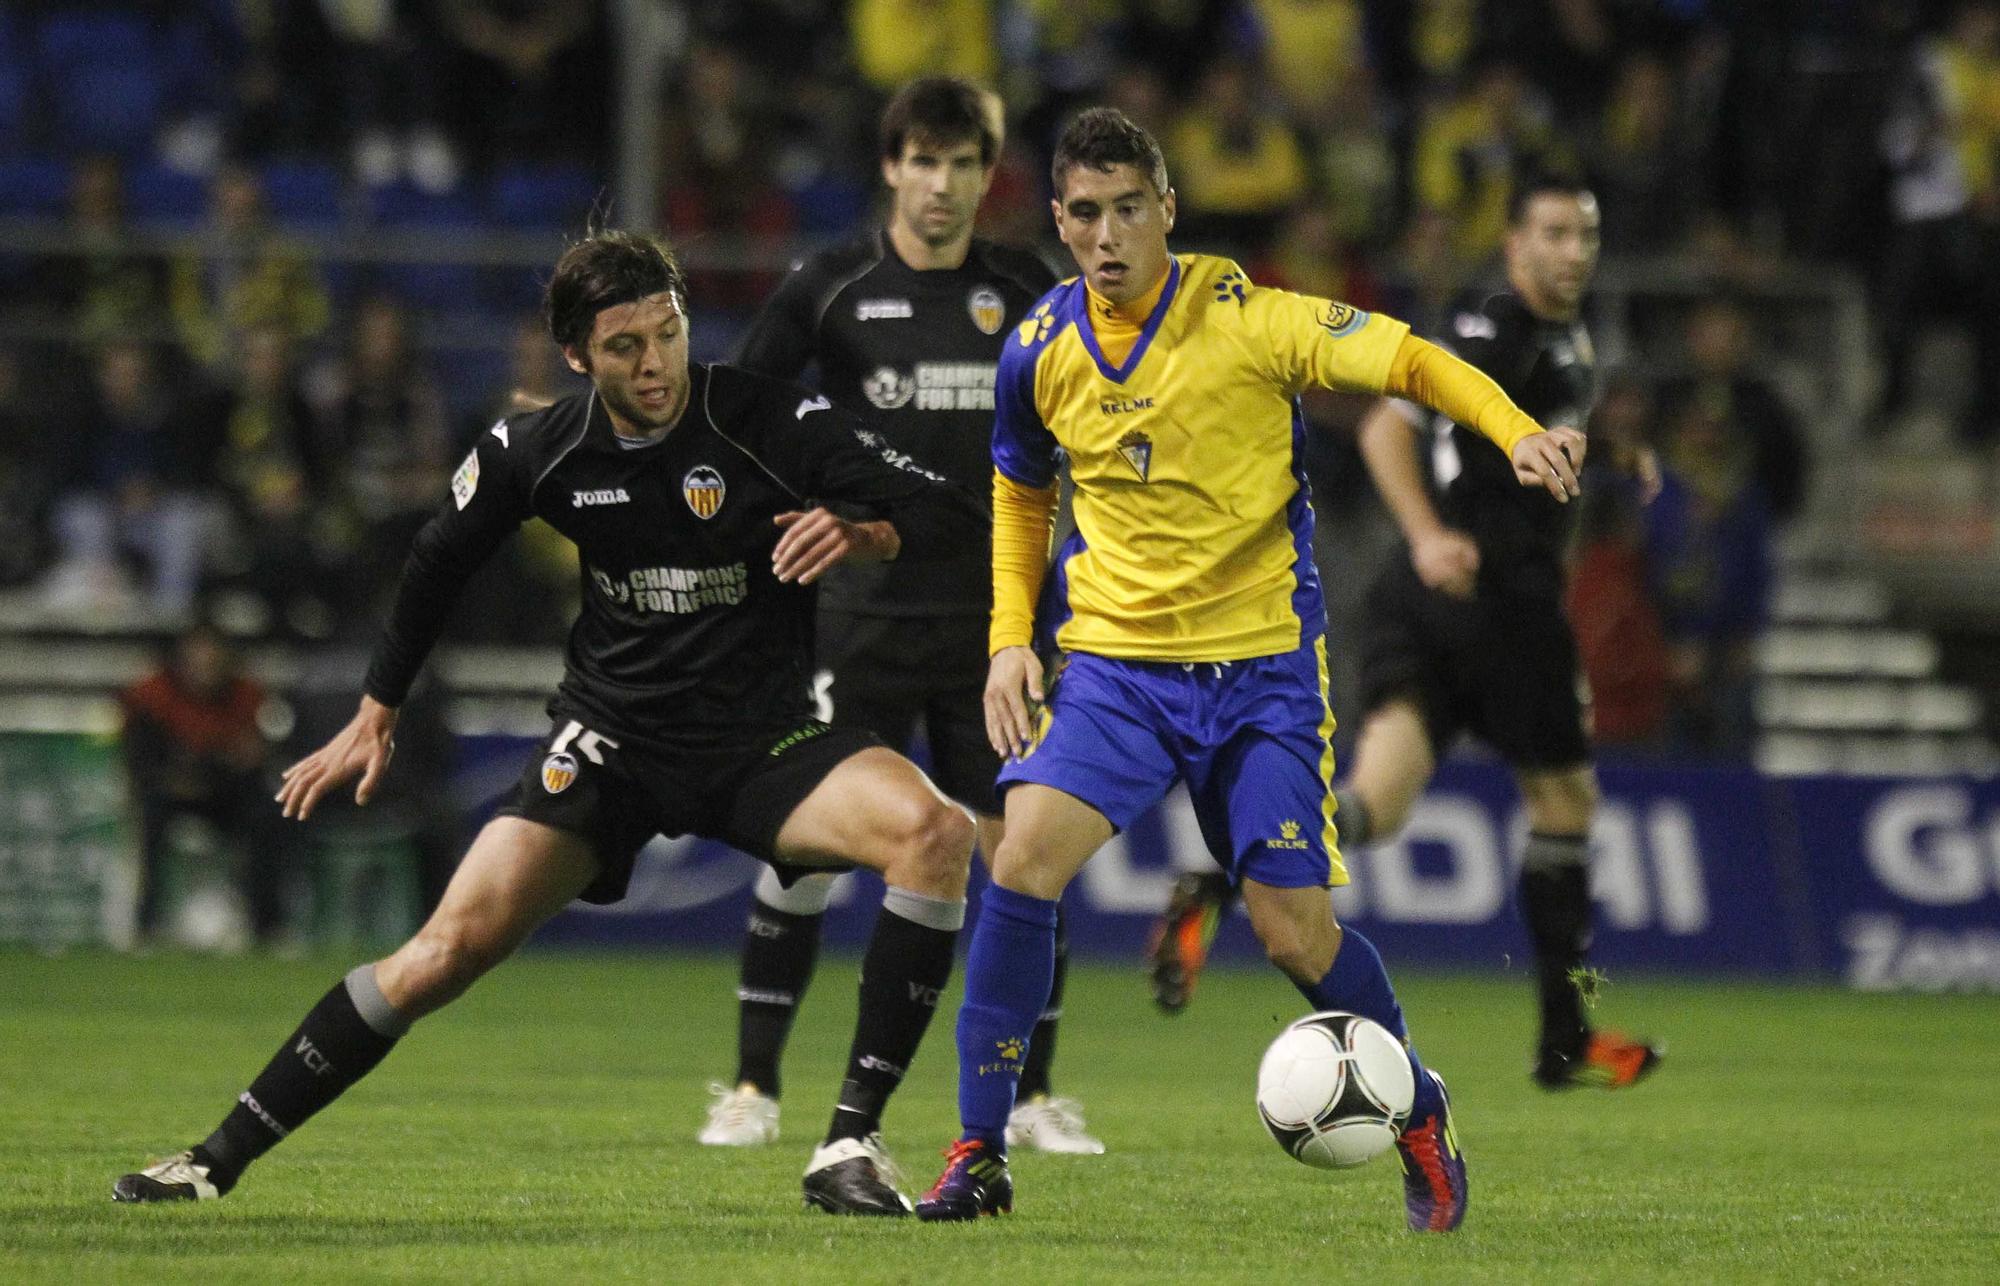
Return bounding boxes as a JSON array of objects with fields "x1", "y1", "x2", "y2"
[
  {"x1": 772, "y1": 509, "x2": 899, "y2": 584},
  {"x1": 276, "y1": 695, "x2": 398, "y2": 820},
  {"x1": 1512, "y1": 427, "x2": 1587, "y2": 502},
  {"x1": 1631, "y1": 444, "x2": 1663, "y2": 505},
  {"x1": 1411, "y1": 527, "x2": 1480, "y2": 599},
  {"x1": 984, "y1": 645, "x2": 1045, "y2": 760}
]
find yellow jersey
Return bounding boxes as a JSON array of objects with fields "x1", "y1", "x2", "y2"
[{"x1": 992, "y1": 253, "x2": 1408, "y2": 662}]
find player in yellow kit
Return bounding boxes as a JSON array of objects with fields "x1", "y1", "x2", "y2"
[{"x1": 915, "y1": 109, "x2": 1583, "y2": 1230}]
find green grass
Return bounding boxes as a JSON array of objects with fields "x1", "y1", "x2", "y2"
[{"x1": 1, "y1": 950, "x2": 1995, "y2": 1284}]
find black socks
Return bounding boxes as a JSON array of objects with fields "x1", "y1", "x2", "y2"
[
  {"x1": 825, "y1": 890, "x2": 961, "y2": 1144},
  {"x1": 732, "y1": 902, "x2": 826, "y2": 1099},
  {"x1": 1519, "y1": 833, "x2": 1594, "y2": 1059}
]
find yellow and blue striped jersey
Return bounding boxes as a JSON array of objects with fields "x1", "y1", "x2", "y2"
[{"x1": 993, "y1": 253, "x2": 1409, "y2": 662}]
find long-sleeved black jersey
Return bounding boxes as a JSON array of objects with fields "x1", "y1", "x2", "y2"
[
  {"x1": 362, "y1": 363, "x2": 983, "y2": 739},
  {"x1": 1421, "y1": 288, "x2": 1598, "y2": 597},
  {"x1": 735, "y1": 230, "x2": 1056, "y2": 618}
]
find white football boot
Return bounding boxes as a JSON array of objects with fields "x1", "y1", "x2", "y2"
[
  {"x1": 1005, "y1": 1095, "x2": 1107, "y2": 1155},
  {"x1": 697, "y1": 1082, "x2": 780, "y2": 1146},
  {"x1": 112, "y1": 1151, "x2": 221, "y2": 1202}
]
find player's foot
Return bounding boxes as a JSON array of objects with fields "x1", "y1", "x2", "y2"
[
  {"x1": 698, "y1": 1081, "x2": 780, "y2": 1146},
  {"x1": 802, "y1": 1133, "x2": 911, "y2": 1216},
  {"x1": 1147, "y1": 871, "x2": 1233, "y2": 1013},
  {"x1": 915, "y1": 1138, "x2": 1012, "y2": 1221},
  {"x1": 1396, "y1": 1071, "x2": 1467, "y2": 1233},
  {"x1": 1006, "y1": 1094, "x2": 1106, "y2": 1155},
  {"x1": 1532, "y1": 1030, "x2": 1663, "y2": 1090},
  {"x1": 112, "y1": 1151, "x2": 221, "y2": 1203}
]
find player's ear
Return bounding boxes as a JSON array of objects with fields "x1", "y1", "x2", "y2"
[
  {"x1": 561, "y1": 344, "x2": 590, "y2": 376},
  {"x1": 881, "y1": 155, "x2": 900, "y2": 191},
  {"x1": 1162, "y1": 187, "x2": 1177, "y2": 234},
  {"x1": 1049, "y1": 197, "x2": 1066, "y2": 238}
]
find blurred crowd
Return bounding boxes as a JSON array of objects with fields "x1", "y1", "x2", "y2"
[{"x1": 3, "y1": 0, "x2": 1995, "y2": 768}]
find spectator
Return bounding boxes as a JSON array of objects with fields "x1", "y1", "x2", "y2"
[
  {"x1": 1296, "y1": 68, "x2": 1400, "y2": 252},
  {"x1": 170, "y1": 164, "x2": 330, "y2": 372},
  {"x1": 1660, "y1": 295, "x2": 1808, "y2": 524},
  {"x1": 45, "y1": 341, "x2": 214, "y2": 617},
  {"x1": 657, "y1": 44, "x2": 795, "y2": 310},
  {"x1": 0, "y1": 347, "x2": 55, "y2": 588},
  {"x1": 120, "y1": 623, "x2": 290, "y2": 946},
  {"x1": 1168, "y1": 56, "x2": 1311, "y2": 253},
  {"x1": 308, "y1": 294, "x2": 451, "y2": 601},
  {"x1": 1411, "y1": 58, "x2": 1574, "y2": 272},
  {"x1": 1644, "y1": 390, "x2": 1773, "y2": 759},
  {"x1": 31, "y1": 154, "x2": 170, "y2": 344},
  {"x1": 1587, "y1": 52, "x2": 1694, "y2": 254},
  {"x1": 850, "y1": 0, "x2": 997, "y2": 92},
  {"x1": 1876, "y1": 0, "x2": 2000, "y2": 443},
  {"x1": 411, "y1": 0, "x2": 606, "y2": 173}
]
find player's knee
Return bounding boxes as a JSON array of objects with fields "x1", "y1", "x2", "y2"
[
  {"x1": 1254, "y1": 913, "x2": 1335, "y2": 984},
  {"x1": 884, "y1": 795, "x2": 975, "y2": 896},
  {"x1": 1525, "y1": 770, "x2": 1598, "y2": 833},
  {"x1": 392, "y1": 921, "x2": 504, "y2": 1013}
]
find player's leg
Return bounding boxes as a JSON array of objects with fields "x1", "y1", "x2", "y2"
[
  {"x1": 1337, "y1": 695, "x2": 1439, "y2": 845},
  {"x1": 746, "y1": 742, "x2": 974, "y2": 1214},
  {"x1": 918, "y1": 654, "x2": 1178, "y2": 1221},
  {"x1": 925, "y1": 652, "x2": 1103, "y2": 1156},
  {"x1": 113, "y1": 816, "x2": 598, "y2": 1202},
  {"x1": 1515, "y1": 762, "x2": 1660, "y2": 1089}
]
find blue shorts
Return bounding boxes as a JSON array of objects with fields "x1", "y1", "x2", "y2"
[{"x1": 997, "y1": 641, "x2": 1348, "y2": 888}]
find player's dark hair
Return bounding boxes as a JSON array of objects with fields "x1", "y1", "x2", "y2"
[
  {"x1": 544, "y1": 229, "x2": 688, "y2": 351},
  {"x1": 1051, "y1": 107, "x2": 1170, "y2": 199},
  {"x1": 1507, "y1": 173, "x2": 1595, "y2": 226},
  {"x1": 879, "y1": 76, "x2": 998, "y2": 167}
]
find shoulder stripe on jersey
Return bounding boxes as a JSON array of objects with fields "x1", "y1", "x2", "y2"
[
  {"x1": 699, "y1": 371, "x2": 805, "y2": 503},
  {"x1": 530, "y1": 390, "x2": 597, "y2": 506},
  {"x1": 809, "y1": 232, "x2": 889, "y2": 347}
]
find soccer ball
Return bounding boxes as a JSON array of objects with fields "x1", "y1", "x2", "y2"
[{"x1": 1255, "y1": 1011, "x2": 1415, "y2": 1169}]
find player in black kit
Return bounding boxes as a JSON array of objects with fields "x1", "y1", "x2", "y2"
[
  {"x1": 113, "y1": 231, "x2": 987, "y2": 1216},
  {"x1": 1342, "y1": 179, "x2": 1663, "y2": 1089},
  {"x1": 699, "y1": 77, "x2": 1103, "y2": 1155}
]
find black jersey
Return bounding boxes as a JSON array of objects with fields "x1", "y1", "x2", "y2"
[
  {"x1": 362, "y1": 364, "x2": 982, "y2": 739},
  {"x1": 1425, "y1": 289, "x2": 1597, "y2": 597},
  {"x1": 735, "y1": 230, "x2": 1057, "y2": 618}
]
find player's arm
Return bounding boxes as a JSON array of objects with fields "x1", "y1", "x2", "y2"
[
  {"x1": 1357, "y1": 398, "x2": 1480, "y2": 599},
  {"x1": 278, "y1": 428, "x2": 531, "y2": 820},
  {"x1": 985, "y1": 323, "x2": 1060, "y2": 758},
  {"x1": 1252, "y1": 284, "x2": 1584, "y2": 500},
  {"x1": 772, "y1": 402, "x2": 985, "y2": 584}
]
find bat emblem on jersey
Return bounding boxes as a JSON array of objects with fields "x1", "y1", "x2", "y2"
[
  {"x1": 540, "y1": 751, "x2": 579, "y2": 794},
  {"x1": 968, "y1": 285, "x2": 1005, "y2": 336},
  {"x1": 1116, "y1": 429, "x2": 1152, "y2": 482},
  {"x1": 683, "y1": 465, "x2": 726, "y2": 519}
]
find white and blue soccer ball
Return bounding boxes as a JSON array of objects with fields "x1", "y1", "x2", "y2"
[{"x1": 1255, "y1": 1011, "x2": 1415, "y2": 1169}]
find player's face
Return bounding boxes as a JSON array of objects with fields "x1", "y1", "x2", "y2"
[
  {"x1": 565, "y1": 290, "x2": 691, "y2": 437},
  {"x1": 1508, "y1": 192, "x2": 1601, "y2": 317},
  {"x1": 884, "y1": 134, "x2": 991, "y2": 248},
  {"x1": 1052, "y1": 163, "x2": 1176, "y2": 305}
]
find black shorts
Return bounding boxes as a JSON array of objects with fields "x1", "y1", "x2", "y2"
[
  {"x1": 1357, "y1": 555, "x2": 1590, "y2": 770},
  {"x1": 819, "y1": 609, "x2": 1001, "y2": 815},
  {"x1": 494, "y1": 707, "x2": 881, "y2": 904}
]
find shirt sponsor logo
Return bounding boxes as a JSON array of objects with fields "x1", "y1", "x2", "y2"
[
  {"x1": 541, "y1": 750, "x2": 579, "y2": 794},
  {"x1": 593, "y1": 562, "x2": 749, "y2": 614},
  {"x1": 968, "y1": 285, "x2": 1005, "y2": 335},
  {"x1": 913, "y1": 361, "x2": 995, "y2": 411},
  {"x1": 856, "y1": 298, "x2": 913, "y2": 320},
  {"x1": 573, "y1": 488, "x2": 630, "y2": 507},
  {"x1": 852, "y1": 428, "x2": 946, "y2": 481},
  {"x1": 1320, "y1": 300, "x2": 1369, "y2": 339},
  {"x1": 1116, "y1": 428, "x2": 1153, "y2": 481},
  {"x1": 682, "y1": 465, "x2": 725, "y2": 519},
  {"x1": 450, "y1": 449, "x2": 479, "y2": 510},
  {"x1": 863, "y1": 366, "x2": 915, "y2": 410}
]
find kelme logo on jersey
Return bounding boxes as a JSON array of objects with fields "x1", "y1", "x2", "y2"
[
  {"x1": 1214, "y1": 269, "x2": 1247, "y2": 305},
  {"x1": 541, "y1": 751, "x2": 579, "y2": 794},
  {"x1": 863, "y1": 365, "x2": 914, "y2": 410},
  {"x1": 682, "y1": 465, "x2": 725, "y2": 519},
  {"x1": 967, "y1": 285, "x2": 1005, "y2": 335},
  {"x1": 1116, "y1": 429, "x2": 1153, "y2": 482},
  {"x1": 1270, "y1": 818, "x2": 1309, "y2": 850},
  {"x1": 1016, "y1": 303, "x2": 1054, "y2": 347},
  {"x1": 1319, "y1": 301, "x2": 1369, "y2": 339}
]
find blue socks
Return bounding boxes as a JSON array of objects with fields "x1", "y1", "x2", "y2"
[
  {"x1": 954, "y1": 884, "x2": 1058, "y2": 1151},
  {"x1": 1296, "y1": 925, "x2": 1441, "y2": 1121}
]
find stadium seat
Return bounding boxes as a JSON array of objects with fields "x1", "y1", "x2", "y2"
[
  {"x1": 0, "y1": 14, "x2": 27, "y2": 156},
  {"x1": 125, "y1": 162, "x2": 210, "y2": 227},
  {"x1": 259, "y1": 160, "x2": 346, "y2": 229},
  {"x1": 488, "y1": 163, "x2": 602, "y2": 231},
  {"x1": 365, "y1": 182, "x2": 485, "y2": 311},
  {"x1": 0, "y1": 156, "x2": 70, "y2": 218},
  {"x1": 35, "y1": 14, "x2": 162, "y2": 156}
]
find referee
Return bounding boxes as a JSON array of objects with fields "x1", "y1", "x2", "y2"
[{"x1": 697, "y1": 77, "x2": 1103, "y2": 1156}]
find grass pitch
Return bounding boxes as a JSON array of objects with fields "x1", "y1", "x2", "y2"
[{"x1": 1, "y1": 949, "x2": 1994, "y2": 1284}]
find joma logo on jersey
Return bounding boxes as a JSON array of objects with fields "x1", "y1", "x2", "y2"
[
  {"x1": 1116, "y1": 429, "x2": 1153, "y2": 481},
  {"x1": 572, "y1": 488, "x2": 629, "y2": 507},
  {"x1": 855, "y1": 298, "x2": 912, "y2": 320},
  {"x1": 682, "y1": 466, "x2": 725, "y2": 519},
  {"x1": 1100, "y1": 396, "x2": 1154, "y2": 415}
]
